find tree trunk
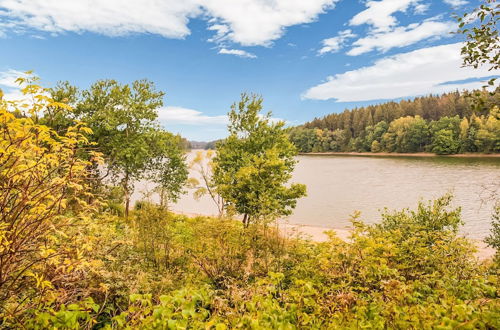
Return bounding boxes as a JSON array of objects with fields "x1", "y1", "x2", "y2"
[
  {"x1": 159, "y1": 188, "x2": 168, "y2": 209},
  {"x1": 243, "y1": 214, "x2": 250, "y2": 228},
  {"x1": 125, "y1": 192, "x2": 130, "y2": 219},
  {"x1": 124, "y1": 172, "x2": 130, "y2": 219}
]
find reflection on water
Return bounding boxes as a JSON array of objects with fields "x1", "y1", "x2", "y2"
[{"x1": 161, "y1": 152, "x2": 500, "y2": 240}]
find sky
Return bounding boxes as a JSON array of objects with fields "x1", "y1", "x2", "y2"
[{"x1": 0, "y1": 0, "x2": 495, "y2": 141}]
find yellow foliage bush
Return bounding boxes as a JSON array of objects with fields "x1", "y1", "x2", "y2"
[{"x1": 0, "y1": 77, "x2": 101, "y2": 321}]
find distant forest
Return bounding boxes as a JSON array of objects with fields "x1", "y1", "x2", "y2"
[
  {"x1": 189, "y1": 140, "x2": 219, "y2": 150},
  {"x1": 290, "y1": 89, "x2": 500, "y2": 154}
]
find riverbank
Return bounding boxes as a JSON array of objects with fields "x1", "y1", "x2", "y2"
[
  {"x1": 301, "y1": 152, "x2": 500, "y2": 158},
  {"x1": 280, "y1": 223, "x2": 495, "y2": 261},
  {"x1": 172, "y1": 210, "x2": 495, "y2": 261}
]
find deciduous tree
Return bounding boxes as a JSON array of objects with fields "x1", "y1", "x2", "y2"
[{"x1": 213, "y1": 94, "x2": 306, "y2": 226}]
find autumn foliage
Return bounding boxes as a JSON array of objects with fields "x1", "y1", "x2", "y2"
[{"x1": 0, "y1": 75, "x2": 498, "y2": 328}]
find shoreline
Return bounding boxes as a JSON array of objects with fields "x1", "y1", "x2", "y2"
[
  {"x1": 280, "y1": 222, "x2": 495, "y2": 261},
  {"x1": 300, "y1": 152, "x2": 500, "y2": 158},
  {"x1": 172, "y1": 210, "x2": 495, "y2": 261}
]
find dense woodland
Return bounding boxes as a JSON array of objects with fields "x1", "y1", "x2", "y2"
[{"x1": 290, "y1": 89, "x2": 500, "y2": 154}]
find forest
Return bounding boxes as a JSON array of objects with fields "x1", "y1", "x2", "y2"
[{"x1": 290, "y1": 89, "x2": 500, "y2": 154}]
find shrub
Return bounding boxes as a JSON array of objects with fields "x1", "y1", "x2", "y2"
[{"x1": 0, "y1": 79, "x2": 101, "y2": 322}]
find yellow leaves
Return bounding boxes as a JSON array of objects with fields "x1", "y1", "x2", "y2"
[
  {"x1": 39, "y1": 248, "x2": 57, "y2": 259},
  {"x1": 99, "y1": 283, "x2": 109, "y2": 293},
  {"x1": 192, "y1": 150, "x2": 204, "y2": 164},
  {"x1": 48, "y1": 100, "x2": 73, "y2": 112},
  {"x1": 0, "y1": 72, "x2": 103, "y2": 312},
  {"x1": 30, "y1": 273, "x2": 53, "y2": 291}
]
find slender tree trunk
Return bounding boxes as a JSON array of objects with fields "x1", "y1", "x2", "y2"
[
  {"x1": 243, "y1": 214, "x2": 250, "y2": 228},
  {"x1": 159, "y1": 188, "x2": 168, "y2": 209},
  {"x1": 124, "y1": 172, "x2": 130, "y2": 219},
  {"x1": 159, "y1": 189, "x2": 165, "y2": 208},
  {"x1": 125, "y1": 192, "x2": 130, "y2": 219}
]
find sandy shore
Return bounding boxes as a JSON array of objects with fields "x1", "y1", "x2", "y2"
[
  {"x1": 302, "y1": 152, "x2": 500, "y2": 158},
  {"x1": 280, "y1": 223, "x2": 495, "y2": 261},
  {"x1": 172, "y1": 211, "x2": 495, "y2": 261}
]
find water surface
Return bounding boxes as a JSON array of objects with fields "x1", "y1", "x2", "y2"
[{"x1": 170, "y1": 152, "x2": 500, "y2": 240}]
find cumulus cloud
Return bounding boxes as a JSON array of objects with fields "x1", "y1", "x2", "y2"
[
  {"x1": 0, "y1": 0, "x2": 200, "y2": 38},
  {"x1": 219, "y1": 48, "x2": 257, "y2": 58},
  {"x1": 303, "y1": 43, "x2": 493, "y2": 102},
  {"x1": 349, "y1": 0, "x2": 421, "y2": 32},
  {"x1": 443, "y1": 0, "x2": 468, "y2": 7},
  {"x1": 0, "y1": 88, "x2": 24, "y2": 102},
  {"x1": 345, "y1": 0, "x2": 457, "y2": 55},
  {"x1": 318, "y1": 29, "x2": 356, "y2": 55},
  {"x1": 347, "y1": 20, "x2": 455, "y2": 56},
  {"x1": 0, "y1": 0, "x2": 337, "y2": 47},
  {"x1": 157, "y1": 106, "x2": 228, "y2": 126},
  {"x1": 203, "y1": 0, "x2": 337, "y2": 46}
]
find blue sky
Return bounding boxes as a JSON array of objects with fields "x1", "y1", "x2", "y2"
[{"x1": 0, "y1": 0, "x2": 494, "y2": 141}]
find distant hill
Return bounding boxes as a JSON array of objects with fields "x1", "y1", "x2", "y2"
[
  {"x1": 189, "y1": 141, "x2": 208, "y2": 149},
  {"x1": 188, "y1": 140, "x2": 220, "y2": 150}
]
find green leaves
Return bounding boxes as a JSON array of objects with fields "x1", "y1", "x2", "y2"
[
  {"x1": 53, "y1": 78, "x2": 188, "y2": 216},
  {"x1": 458, "y1": 0, "x2": 500, "y2": 71},
  {"x1": 213, "y1": 94, "x2": 306, "y2": 224}
]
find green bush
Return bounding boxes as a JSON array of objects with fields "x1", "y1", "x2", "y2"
[{"x1": 3, "y1": 195, "x2": 499, "y2": 328}]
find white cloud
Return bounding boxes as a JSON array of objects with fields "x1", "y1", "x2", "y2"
[
  {"x1": 348, "y1": 20, "x2": 455, "y2": 56},
  {"x1": 157, "y1": 106, "x2": 228, "y2": 126},
  {"x1": 0, "y1": 88, "x2": 23, "y2": 102},
  {"x1": 443, "y1": 0, "x2": 468, "y2": 8},
  {"x1": 0, "y1": 0, "x2": 200, "y2": 38},
  {"x1": 349, "y1": 0, "x2": 421, "y2": 32},
  {"x1": 207, "y1": 24, "x2": 230, "y2": 43},
  {"x1": 413, "y1": 3, "x2": 430, "y2": 14},
  {"x1": 157, "y1": 106, "x2": 287, "y2": 128},
  {"x1": 0, "y1": 69, "x2": 29, "y2": 101},
  {"x1": 318, "y1": 29, "x2": 356, "y2": 55},
  {"x1": 219, "y1": 48, "x2": 257, "y2": 58},
  {"x1": 303, "y1": 43, "x2": 494, "y2": 102},
  {"x1": 0, "y1": 0, "x2": 338, "y2": 47},
  {"x1": 203, "y1": 0, "x2": 337, "y2": 46},
  {"x1": 0, "y1": 69, "x2": 25, "y2": 89},
  {"x1": 346, "y1": 1, "x2": 457, "y2": 55}
]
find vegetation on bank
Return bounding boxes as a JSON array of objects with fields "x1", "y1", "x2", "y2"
[
  {"x1": 1, "y1": 73, "x2": 499, "y2": 329},
  {"x1": 43, "y1": 77, "x2": 190, "y2": 216},
  {"x1": 290, "y1": 90, "x2": 500, "y2": 155}
]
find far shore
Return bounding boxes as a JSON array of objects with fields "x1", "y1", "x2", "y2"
[
  {"x1": 171, "y1": 210, "x2": 495, "y2": 261},
  {"x1": 300, "y1": 152, "x2": 500, "y2": 158}
]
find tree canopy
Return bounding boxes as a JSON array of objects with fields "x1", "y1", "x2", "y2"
[
  {"x1": 290, "y1": 89, "x2": 500, "y2": 154},
  {"x1": 213, "y1": 94, "x2": 306, "y2": 226},
  {"x1": 46, "y1": 78, "x2": 188, "y2": 216}
]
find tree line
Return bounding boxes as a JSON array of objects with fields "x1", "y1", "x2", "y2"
[{"x1": 290, "y1": 89, "x2": 500, "y2": 154}]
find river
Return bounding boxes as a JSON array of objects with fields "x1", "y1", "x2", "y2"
[{"x1": 135, "y1": 151, "x2": 500, "y2": 240}]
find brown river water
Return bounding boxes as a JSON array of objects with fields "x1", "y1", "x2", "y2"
[{"x1": 133, "y1": 151, "x2": 500, "y2": 240}]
